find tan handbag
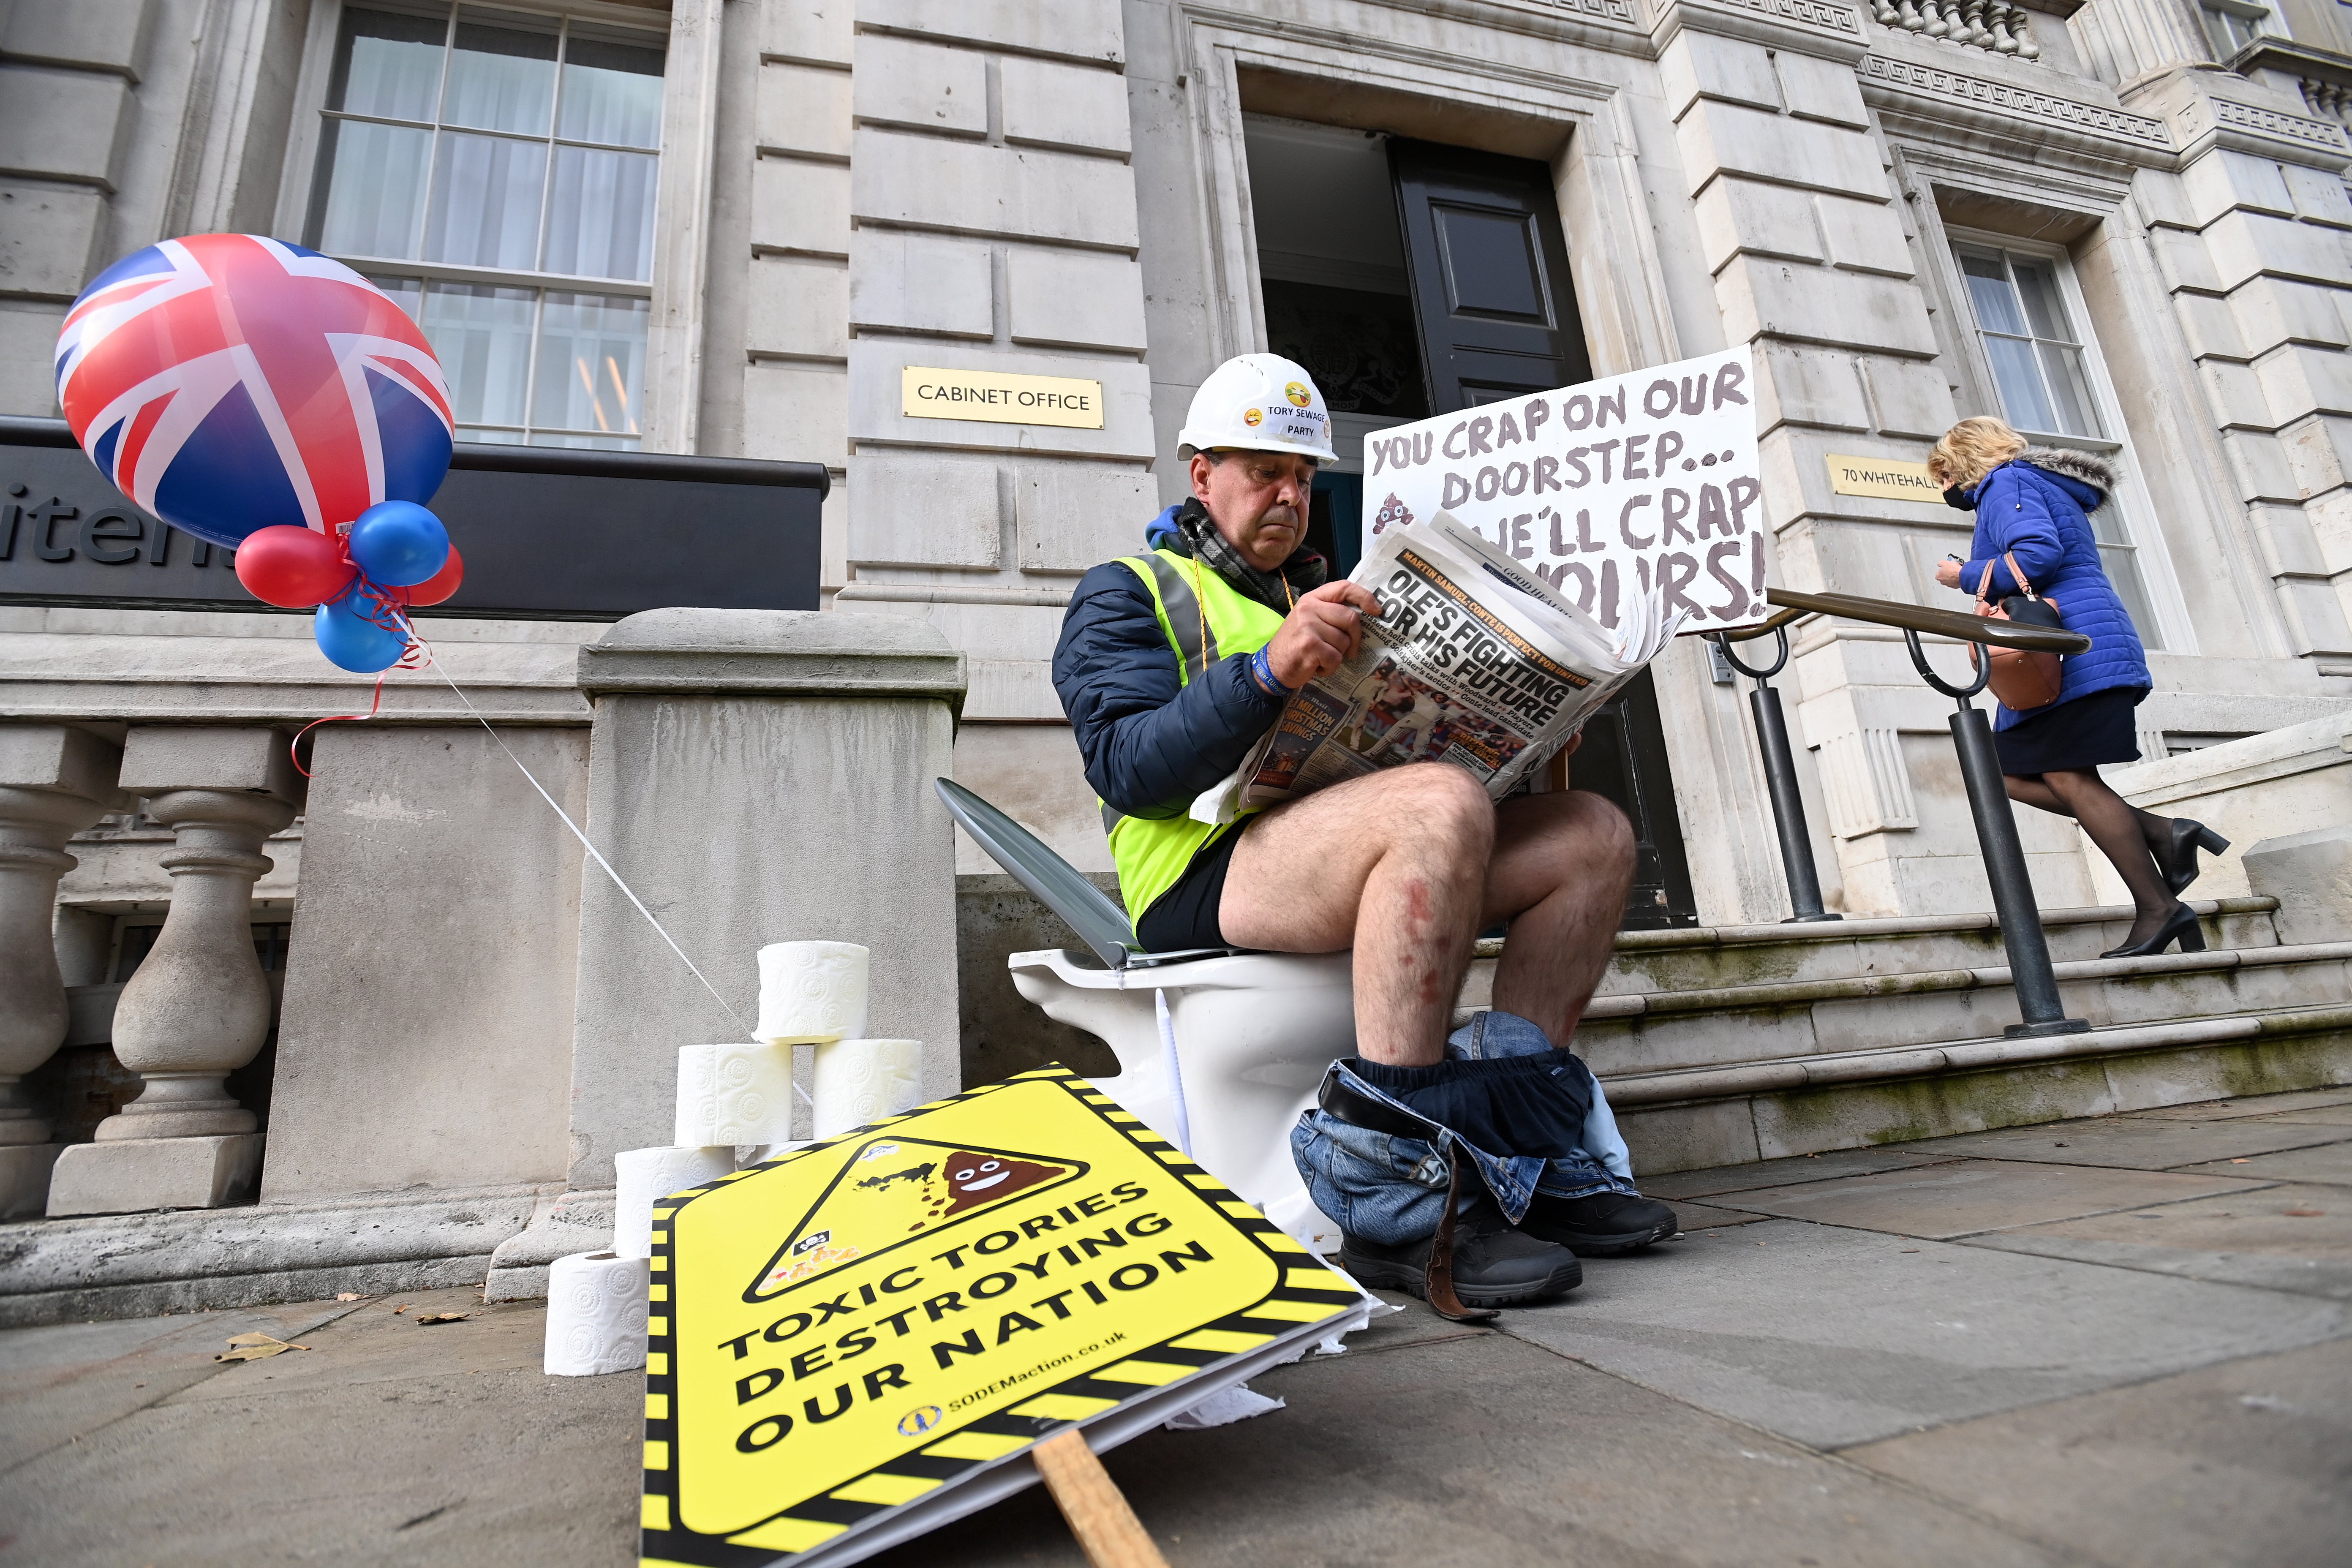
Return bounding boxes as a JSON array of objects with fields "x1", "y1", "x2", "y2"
[{"x1": 1970, "y1": 551, "x2": 2066, "y2": 711}]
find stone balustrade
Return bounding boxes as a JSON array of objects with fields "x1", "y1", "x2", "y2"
[
  {"x1": 2301, "y1": 78, "x2": 2352, "y2": 124},
  {"x1": 0, "y1": 725, "x2": 125, "y2": 1217},
  {"x1": 45, "y1": 727, "x2": 303, "y2": 1218},
  {"x1": 1873, "y1": 0, "x2": 2044, "y2": 59}
]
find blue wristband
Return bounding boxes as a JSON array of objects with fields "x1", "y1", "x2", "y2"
[{"x1": 1249, "y1": 646, "x2": 1295, "y2": 699}]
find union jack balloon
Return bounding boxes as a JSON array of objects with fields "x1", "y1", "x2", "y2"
[{"x1": 54, "y1": 234, "x2": 454, "y2": 549}]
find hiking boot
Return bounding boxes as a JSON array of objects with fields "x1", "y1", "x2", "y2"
[
  {"x1": 1516, "y1": 1190, "x2": 1681, "y2": 1256},
  {"x1": 1339, "y1": 1199, "x2": 1583, "y2": 1308}
]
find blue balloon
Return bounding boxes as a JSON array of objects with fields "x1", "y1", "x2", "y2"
[
  {"x1": 346, "y1": 500, "x2": 450, "y2": 586},
  {"x1": 313, "y1": 592, "x2": 409, "y2": 673}
]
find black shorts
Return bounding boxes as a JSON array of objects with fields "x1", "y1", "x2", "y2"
[{"x1": 1133, "y1": 820, "x2": 1250, "y2": 954}]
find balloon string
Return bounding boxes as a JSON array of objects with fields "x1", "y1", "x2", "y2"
[
  {"x1": 399, "y1": 634, "x2": 811, "y2": 1107},
  {"x1": 289, "y1": 670, "x2": 390, "y2": 780},
  {"x1": 286, "y1": 580, "x2": 426, "y2": 779}
]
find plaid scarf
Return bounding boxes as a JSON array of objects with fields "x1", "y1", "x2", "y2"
[{"x1": 1168, "y1": 498, "x2": 1328, "y2": 615}]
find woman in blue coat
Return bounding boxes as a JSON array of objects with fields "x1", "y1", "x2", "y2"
[{"x1": 1927, "y1": 417, "x2": 2227, "y2": 957}]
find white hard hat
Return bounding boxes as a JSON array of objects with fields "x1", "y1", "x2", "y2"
[{"x1": 1178, "y1": 353, "x2": 1337, "y2": 464}]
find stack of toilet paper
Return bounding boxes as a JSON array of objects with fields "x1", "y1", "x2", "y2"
[
  {"x1": 756, "y1": 942, "x2": 926, "y2": 1138},
  {"x1": 543, "y1": 1249, "x2": 653, "y2": 1376},
  {"x1": 613, "y1": 1144, "x2": 735, "y2": 1259},
  {"x1": 542, "y1": 940, "x2": 931, "y2": 1380},
  {"x1": 757, "y1": 940, "x2": 869, "y2": 1044}
]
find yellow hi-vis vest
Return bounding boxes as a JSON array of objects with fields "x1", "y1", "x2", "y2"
[{"x1": 1104, "y1": 548, "x2": 1288, "y2": 925}]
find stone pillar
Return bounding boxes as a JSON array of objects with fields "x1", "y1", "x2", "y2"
[
  {"x1": 2124, "y1": 71, "x2": 2352, "y2": 664},
  {"x1": 1656, "y1": 0, "x2": 1969, "y2": 916},
  {"x1": 565, "y1": 609, "x2": 965, "y2": 1190},
  {"x1": 0, "y1": 725, "x2": 124, "y2": 1217},
  {"x1": 48, "y1": 727, "x2": 302, "y2": 1217},
  {"x1": 263, "y1": 725, "x2": 587, "y2": 1204}
]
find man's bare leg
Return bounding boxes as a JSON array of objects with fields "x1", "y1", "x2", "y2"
[
  {"x1": 1219, "y1": 763, "x2": 1493, "y2": 1067},
  {"x1": 1483, "y1": 792, "x2": 1635, "y2": 1045}
]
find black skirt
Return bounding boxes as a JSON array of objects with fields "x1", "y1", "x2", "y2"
[{"x1": 1996, "y1": 685, "x2": 2150, "y2": 777}]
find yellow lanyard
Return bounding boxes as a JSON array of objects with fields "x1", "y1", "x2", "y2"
[{"x1": 1184, "y1": 555, "x2": 1293, "y2": 678}]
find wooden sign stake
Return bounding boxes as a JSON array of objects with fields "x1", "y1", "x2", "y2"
[{"x1": 1032, "y1": 1429, "x2": 1173, "y2": 1568}]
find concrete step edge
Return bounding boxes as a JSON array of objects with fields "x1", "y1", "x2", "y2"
[
  {"x1": 1577, "y1": 939, "x2": 2352, "y2": 1021},
  {"x1": 1471, "y1": 896, "x2": 2281, "y2": 961},
  {"x1": 1601, "y1": 1000, "x2": 2352, "y2": 1108}
]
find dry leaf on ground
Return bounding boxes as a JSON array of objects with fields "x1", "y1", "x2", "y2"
[
  {"x1": 414, "y1": 1312, "x2": 473, "y2": 1325},
  {"x1": 215, "y1": 1333, "x2": 309, "y2": 1361}
]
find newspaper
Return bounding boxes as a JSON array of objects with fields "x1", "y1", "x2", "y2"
[{"x1": 1192, "y1": 506, "x2": 1685, "y2": 825}]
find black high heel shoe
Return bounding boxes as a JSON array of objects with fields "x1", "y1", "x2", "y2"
[
  {"x1": 2156, "y1": 818, "x2": 2231, "y2": 897},
  {"x1": 2101, "y1": 904, "x2": 2207, "y2": 959}
]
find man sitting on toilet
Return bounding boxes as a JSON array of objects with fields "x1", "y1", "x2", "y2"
[{"x1": 1051, "y1": 354, "x2": 1679, "y2": 1318}]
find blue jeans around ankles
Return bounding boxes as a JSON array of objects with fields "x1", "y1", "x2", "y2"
[{"x1": 1288, "y1": 1011, "x2": 1638, "y2": 1247}]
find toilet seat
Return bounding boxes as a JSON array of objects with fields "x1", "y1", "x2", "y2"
[
  {"x1": 1008, "y1": 946, "x2": 1356, "y2": 1248},
  {"x1": 934, "y1": 779, "x2": 1356, "y2": 1247}
]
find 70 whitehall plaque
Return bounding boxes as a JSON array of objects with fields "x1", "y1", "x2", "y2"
[{"x1": 901, "y1": 367, "x2": 1105, "y2": 430}]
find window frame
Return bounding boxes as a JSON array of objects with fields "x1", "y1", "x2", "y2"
[
  {"x1": 274, "y1": 0, "x2": 669, "y2": 450},
  {"x1": 2198, "y1": 0, "x2": 2280, "y2": 57},
  {"x1": 1941, "y1": 225, "x2": 2193, "y2": 653}
]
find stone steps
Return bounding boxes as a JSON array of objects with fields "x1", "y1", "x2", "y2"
[
  {"x1": 1455, "y1": 895, "x2": 2351, "y2": 1175},
  {"x1": 1476, "y1": 896, "x2": 2284, "y2": 998},
  {"x1": 1613, "y1": 999, "x2": 2352, "y2": 1174},
  {"x1": 1574, "y1": 937, "x2": 2350, "y2": 1077}
]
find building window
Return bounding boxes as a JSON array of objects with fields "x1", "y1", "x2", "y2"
[
  {"x1": 2199, "y1": 0, "x2": 2276, "y2": 56},
  {"x1": 302, "y1": 4, "x2": 663, "y2": 449},
  {"x1": 1951, "y1": 241, "x2": 2164, "y2": 645}
]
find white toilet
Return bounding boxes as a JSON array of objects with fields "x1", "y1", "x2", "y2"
[
  {"x1": 936, "y1": 779, "x2": 1356, "y2": 1248},
  {"x1": 1007, "y1": 947, "x2": 1355, "y2": 1247}
]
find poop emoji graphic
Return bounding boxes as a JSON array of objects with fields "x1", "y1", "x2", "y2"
[
  {"x1": 745, "y1": 1137, "x2": 1086, "y2": 1301},
  {"x1": 928, "y1": 1151, "x2": 1066, "y2": 1219}
]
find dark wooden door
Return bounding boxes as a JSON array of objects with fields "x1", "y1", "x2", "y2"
[
  {"x1": 1388, "y1": 139, "x2": 1593, "y2": 410},
  {"x1": 1561, "y1": 670, "x2": 1699, "y2": 930},
  {"x1": 1391, "y1": 138, "x2": 1697, "y2": 927}
]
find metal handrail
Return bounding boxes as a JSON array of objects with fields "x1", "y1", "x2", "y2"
[
  {"x1": 1767, "y1": 588, "x2": 2089, "y2": 655},
  {"x1": 1710, "y1": 609, "x2": 1836, "y2": 922},
  {"x1": 1716, "y1": 603, "x2": 1805, "y2": 645},
  {"x1": 1762, "y1": 585, "x2": 2088, "y2": 1039}
]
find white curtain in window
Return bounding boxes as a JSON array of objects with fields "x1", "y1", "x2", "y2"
[
  {"x1": 543, "y1": 147, "x2": 657, "y2": 281},
  {"x1": 317, "y1": 121, "x2": 433, "y2": 258},
  {"x1": 533, "y1": 293, "x2": 649, "y2": 444},
  {"x1": 443, "y1": 17, "x2": 557, "y2": 135}
]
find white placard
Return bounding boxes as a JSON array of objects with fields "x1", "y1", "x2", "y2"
[{"x1": 1363, "y1": 347, "x2": 1768, "y2": 634}]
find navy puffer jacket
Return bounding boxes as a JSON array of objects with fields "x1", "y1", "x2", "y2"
[
  {"x1": 1051, "y1": 508, "x2": 1285, "y2": 818},
  {"x1": 1960, "y1": 449, "x2": 2150, "y2": 730}
]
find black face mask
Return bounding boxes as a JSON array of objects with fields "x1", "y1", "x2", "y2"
[{"x1": 1943, "y1": 485, "x2": 1975, "y2": 511}]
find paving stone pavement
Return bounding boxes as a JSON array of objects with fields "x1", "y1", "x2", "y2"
[{"x1": 3, "y1": 1086, "x2": 2349, "y2": 1567}]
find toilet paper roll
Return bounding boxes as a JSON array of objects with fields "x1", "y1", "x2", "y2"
[
  {"x1": 756, "y1": 941, "x2": 869, "y2": 1045},
  {"x1": 543, "y1": 1250, "x2": 651, "y2": 1377},
  {"x1": 675, "y1": 1042, "x2": 796, "y2": 1148},
  {"x1": 613, "y1": 1145, "x2": 735, "y2": 1260},
  {"x1": 811, "y1": 1037, "x2": 926, "y2": 1139}
]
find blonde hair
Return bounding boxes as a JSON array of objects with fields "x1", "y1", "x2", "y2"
[{"x1": 1928, "y1": 416, "x2": 2028, "y2": 490}]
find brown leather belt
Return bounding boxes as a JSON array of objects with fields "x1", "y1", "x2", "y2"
[{"x1": 1315, "y1": 1064, "x2": 1497, "y2": 1325}]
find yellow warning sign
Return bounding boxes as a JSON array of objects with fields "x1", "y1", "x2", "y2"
[{"x1": 642, "y1": 1066, "x2": 1364, "y2": 1567}]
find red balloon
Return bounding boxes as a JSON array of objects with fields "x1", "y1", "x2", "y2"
[
  {"x1": 394, "y1": 544, "x2": 464, "y2": 607},
  {"x1": 235, "y1": 525, "x2": 356, "y2": 608}
]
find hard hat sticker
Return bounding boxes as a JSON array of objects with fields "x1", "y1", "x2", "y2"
[{"x1": 642, "y1": 1067, "x2": 1366, "y2": 1566}]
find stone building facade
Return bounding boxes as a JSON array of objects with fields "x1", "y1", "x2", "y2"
[
  {"x1": 9, "y1": 0, "x2": 2347, "y2": 926},
  {"x1": 5, "y1": 0, "x2": 2352, "y2": 1307}
]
